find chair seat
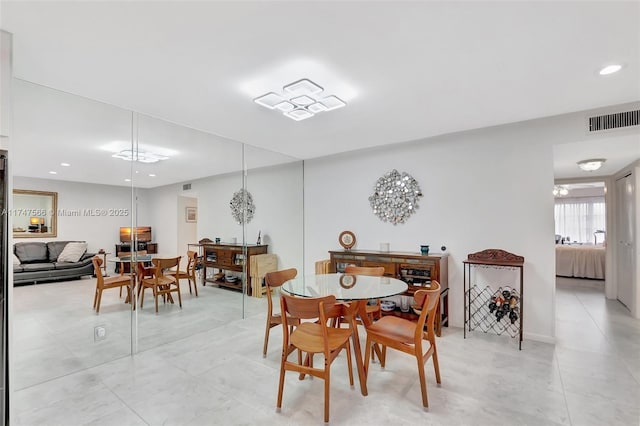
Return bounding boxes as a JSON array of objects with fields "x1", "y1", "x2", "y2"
[
  {"x1": 102, "y1": 275, "x2": 130, "y2": 287},
  {"x1": 291, "y1": 322, "x2": 352, "y2": 353},
  {"x1": 366, "y1": 315, "x2": 417, "y2": 344},
  {"x1": 142, "y1": 276, "x2": 176, "y2": 287}
]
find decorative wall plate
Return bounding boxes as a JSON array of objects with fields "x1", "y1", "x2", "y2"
[
  {"x1": 339, "y1": 274, "x2": 357, "y2": 288},
  {"x1": 338, "y1": 230, "x2": 356, "y2": 249},
  {"x1": 368, "y1": 169, "x2": 423, "y2": 225},
  {"x1": 229, "y1": 188, "x2": 255, "y2": 224}
]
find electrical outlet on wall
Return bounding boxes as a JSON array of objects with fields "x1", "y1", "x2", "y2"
[{"x1": 94, "y1": 325, "x2": 107, "y2": 342}]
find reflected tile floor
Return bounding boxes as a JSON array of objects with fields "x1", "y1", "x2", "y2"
[{"x1": 11, "y1": 277, "x2": 640, "y2": 425}]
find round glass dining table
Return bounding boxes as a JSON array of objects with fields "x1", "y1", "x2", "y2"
[
  {"x1": 281, "y1": 273, "x2": 407, "y2": 396},
  {"x1": 282, "y1": 273, "x2": 407, "y2": 301}
]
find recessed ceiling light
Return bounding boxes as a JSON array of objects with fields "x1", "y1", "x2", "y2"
[
  {"x1": 124, "y1": 178, "x2": 131, "y2": 182},
  {"x1": 48, "y1": 171, "x2": 57, "y2": 174},
  {"x1": 60, "y1": 162, "x2": 71, "y2": 167},
  {"x1": 148, "y1": 174, "x2": 156, "y2": 177},
  {"x1": 577, "y1": 158, "x2": 606, "y2": 171},
  {"x1": 599, "y1": 64, "x2": 622, "y2": 75}
]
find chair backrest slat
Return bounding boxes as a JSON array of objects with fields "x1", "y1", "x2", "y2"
[
  {"x1": 413, "y1": 281, "x2": 441, "y2": 339},
  {"x1": 265, "y1": 268, "x2": 297, "y2": 315},
  {"x1": 152, "y1": 257, "x2": 181, "y2": 278},
  {"x1": 281, "y1": 294, "x2": 336, "y2": 321}
]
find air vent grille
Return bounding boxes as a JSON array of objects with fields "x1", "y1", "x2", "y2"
[
  {"x1": 588, "y1": 110, "x2": 639, "y2": 132},
  {"x1": 182, "y1": 183, "x2": 192, "y2": 191}
]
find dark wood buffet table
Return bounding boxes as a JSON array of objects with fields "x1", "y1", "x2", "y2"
[
  {"x1": 202, "y1": 243, "x2": 268, "y2": 296},
  {"x1": 328, "y1": 249, "x2": 449, "y2": 335}
]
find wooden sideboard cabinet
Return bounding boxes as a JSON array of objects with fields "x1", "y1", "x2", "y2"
[
  {"x1": 203, "y1": 243, "x2": 268, "y2": 295},
  {"x1": 329, "y1": 250, "x2": 449, "y2": 336}
]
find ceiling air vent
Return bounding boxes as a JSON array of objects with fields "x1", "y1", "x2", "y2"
[
  {"x1": 182, "y1": 183, "x2": 192, "y2": 191},
  {"x1": 588, "y1": 109, "x2": 639, "y2": 132}
]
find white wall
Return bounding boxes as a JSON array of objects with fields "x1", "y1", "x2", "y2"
[
  {"x1": 146, "y1": 161, "x2": 305, "y2": 275},
  {"x1": 304, "y1": 121, "x2": 560, "y2": 342},
  {"x1": 176, "y1": 196, "x2": 197, "y2": 267}
]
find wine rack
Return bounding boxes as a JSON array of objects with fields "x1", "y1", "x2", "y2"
[
  {"x1": 466, "y1": 285, "x2": 520, "y2": 338},
  {"x1": 463, "y1": 249, "x2": 524, "y2": 350}
]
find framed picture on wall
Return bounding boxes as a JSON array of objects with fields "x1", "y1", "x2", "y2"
[{"x1": 186, "y1": 207, "x2": 197, "y2": 223}]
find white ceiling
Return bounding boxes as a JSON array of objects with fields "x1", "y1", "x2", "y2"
[{"x1": 2, "y1": 1, "x2": 639, "y2": 186}]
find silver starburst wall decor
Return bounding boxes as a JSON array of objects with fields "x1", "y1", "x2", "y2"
[
  {"x1": 230, "y1": 188, "x2": 255, "y2": 224},
  {"x1": 368, "y1": 169, "x2": 423, "y2": 225}
]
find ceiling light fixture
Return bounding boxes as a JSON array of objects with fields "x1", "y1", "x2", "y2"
[
  {"x1": 48, "y1": 171, "x2": 57, "y2": 175},
  {"x1": 577, "y1": 158, "x2": 606, "y2": 171},
  {"x1": 553, "y1": 185, "x2": 569, "y2": 197},
  {"x1": 253, "y1": 78, "x2": 346, "y2": 121},
  {"x1": 599, "y1": 64, "x2": 622, "y2": 75},
  {"x1": 112, "y1": 150, "x2": 169, "y2": 164},
  {"x1": 60, "y1": 162, "x2": 71, "y2": 167}
]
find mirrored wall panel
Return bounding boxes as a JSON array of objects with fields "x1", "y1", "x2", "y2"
[
  {"x1": 133, "y1": 113, "x2": 247, "y2": 352},
  {"x1": 10, "y1": 79, "x2": 135, "y2": 389}
]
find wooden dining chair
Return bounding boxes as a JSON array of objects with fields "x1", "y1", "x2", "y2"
[
  {"x1": 277, "y1": 293, "x2": 354, "y2": 423},
  {"x1": 116, "y1": 250, "x2": 148, "y2": 297},
  {"x1": 92, "y1": 256, "x2": 131, "y2": 313},
  {"x1": 167, "y1": 250, "x2": 199, "y2": 296},
  {"x1": 344, "y1": 265, "x2": 385, "y2": 321},
  {"x1": 139, "y1": 256, "x2": 182, "y2": 313},
  {"x1": 364, "y1": 281, "x2": 442, "y2": 409},
  {"x1": 263, "y1": 268, "x2": 299, "y2": 357}
]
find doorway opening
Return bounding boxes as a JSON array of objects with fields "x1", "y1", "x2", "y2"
[{"x1": 553, "y1": 181, "x2": 606, "y2": 293}]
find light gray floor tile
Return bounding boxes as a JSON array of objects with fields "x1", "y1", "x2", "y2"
[{"x1": 10, "y1": 277, "x2": 640, "y2": 425}]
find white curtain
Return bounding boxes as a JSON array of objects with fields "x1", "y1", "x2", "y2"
[{"x1": 554, "y1": 196, "x2": 605, "y2": 243}]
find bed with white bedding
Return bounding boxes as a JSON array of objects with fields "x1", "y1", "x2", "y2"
[{"x1": 555, "y1": 244, "x2": 605, "y2": 279}]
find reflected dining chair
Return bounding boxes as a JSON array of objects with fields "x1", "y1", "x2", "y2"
[
  {"x1": 277, "y1": 293, "x2": 354, "y2": 423},
  {"x1": 92, "y1": 256, "x2": 131, "y2": 313},
  {"x1": 263, "y1": 268, "x2": 299, "y2": 357},
  {"x1": 139, "y1": 256, "x2": 182, "y2": 313},
  {"x1": 168, "y1": 250, "x2": 199, "y2": 296},
  {"x1": 364, "y1": 281, "x2": 442, "y2": 409}
]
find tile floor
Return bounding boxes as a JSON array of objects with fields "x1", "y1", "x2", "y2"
[{"x1": 10, "y1": 276, "x2": 640, "y2": 425}]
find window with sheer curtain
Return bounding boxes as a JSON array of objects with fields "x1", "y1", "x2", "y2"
[{"x1": 554, "y1": 196, "x2": 605, "y2": 243}]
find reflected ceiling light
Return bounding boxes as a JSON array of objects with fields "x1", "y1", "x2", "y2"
[
  {"x1": 112, "y1": 150, "x2": 169, "y2": 164},
  {"x1": 60, "y1": 162, "x2": 70, "y2": 167},
  {"x1": 253, "y1": 78, "x2": 346, "y2": 121},
  {"x1": 553, "y1": 185, "x2": 569, "y2": 197},
  {"x1": 49, "y1": 171, "x2": 57, "y2": 174},
  {"x1": 577, "y1": 158, "x2": 606, "y2": 171},
  {"x1": 148, "y1": 174, "x2": 156, "y2": 177},
  {"x1": 599, "y1": 64, "x2": 622, "y2": 75},
  {"x1": 124, "y1": 178, "x2": 131, "y2": 182}
]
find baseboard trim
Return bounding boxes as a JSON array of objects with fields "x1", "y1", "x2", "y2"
[{"x1": 524, "y1": 332, "x2": 555, "y2": 344}]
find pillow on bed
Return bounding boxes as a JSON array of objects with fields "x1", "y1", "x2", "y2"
[
  {"x1": 57, "y1": 242, "x2": 88, "y2": 263},
  {"x1": 12, "y1": 253, "x2": 21, "y2": 265}
]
